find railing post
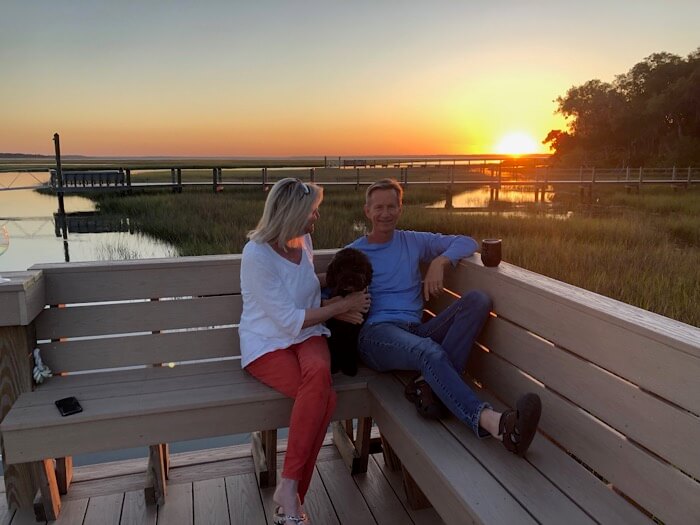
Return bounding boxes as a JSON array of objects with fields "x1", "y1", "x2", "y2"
[
  {"x1": 0, "y1": 271, "x2": 46, "y2": 510},
  {"x1": 126, "y1": 168, "x2": 132, "y2": 194},
  {"x1": 177, "y1": 168, "x2": 182, "y2": 194},
  {"x1": 310, "y1": 167, "x2": 315, "y2": 183},
  {"x1": 672, "y1": 166, "x2": 677, "y2": 181},
  {"x1": 638, "y1": 166, "x2": 643, "y2": 193},
  {"x1": 53, "y1": 133, "x2": 65, "y2": 216},
  {"x1": 355, "y1": 167, "x2": 360, "y2": 191},
  {"x1": 688, "y1": 166, "x2": 692, "y2": 188}
]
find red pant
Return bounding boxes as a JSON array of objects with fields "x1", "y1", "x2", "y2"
[{"x1": 245, "y1": 336, "x2": 337, "y2": 502}]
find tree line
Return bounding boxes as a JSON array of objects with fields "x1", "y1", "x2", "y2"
[{"x1": 545, "y1": 48, "x2": 700, "y2": 167}]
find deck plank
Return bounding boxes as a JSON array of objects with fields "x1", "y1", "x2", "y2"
[
  {"x1": 372, "y1": 453, "x2": 444, "y2": 525},
  {"x1": 8, "y1": 508, "x2": 42, "y2": 525},
  {"x1": 0, "y1": 508, "x2": 14, "y2": 525},
  {"x1": 353, "y1": 453, "x2": 412, "y2": 525},
  {"x1": 54, "y1": 499, "x2": 88, "y2": 525},
  {"x1": 317, "y1": 459, "x2": 376, "y2": 524},
  {"x1": 157, "y1": 483, "x2": 193, "y2": 525},
  {"x1": 120, "y1": 490, "x2": 156, "y2": 525},
  {"x1": 84, "y1": 493, "x2": 123, "y2": 525},
  {"x1": 193, "y1": 478, "x2": 229, "y2": 525},
  {"x1": 225, "y1": 473, "x2": 265, "y2": 525},
  {"x1": 299, "y1": 468, "x2": 339, "y2": 525}
]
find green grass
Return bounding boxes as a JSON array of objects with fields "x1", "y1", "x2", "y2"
[{"x1": 93, "y1": 184, "x2": 700, "y2": 327}]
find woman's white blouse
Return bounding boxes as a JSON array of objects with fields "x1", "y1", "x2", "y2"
[{"x1": 239, "y1": 234, "x2": 330, "y2": 367}]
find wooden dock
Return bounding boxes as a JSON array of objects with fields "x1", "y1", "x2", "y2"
[{"x1": 0, "y1": 439, "x2": 443, "y2": 525}]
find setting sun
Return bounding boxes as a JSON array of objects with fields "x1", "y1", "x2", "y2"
[{"x1": 495, "y1": 132, "x2": 539, "y2": 155}]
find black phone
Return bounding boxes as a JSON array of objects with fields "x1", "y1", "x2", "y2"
[{"x1": 55, "y1": 396, "x2": 83, "y2": 417}]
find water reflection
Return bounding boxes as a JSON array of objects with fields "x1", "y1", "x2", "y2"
[
  {"x1": 428, "y1": 187, "x2": 555, "y2": 208},
  {"x1": 0, "y1": 189, "x2": 177, "y2": 271}
]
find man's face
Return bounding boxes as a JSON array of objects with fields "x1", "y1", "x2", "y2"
[{"x1": 364, "y1": 188, "x2": 402, "y2": 235}]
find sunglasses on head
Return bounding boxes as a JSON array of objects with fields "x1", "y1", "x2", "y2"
[{"x1": 295, "y1": 178, "x2": 310, "y2": 199}]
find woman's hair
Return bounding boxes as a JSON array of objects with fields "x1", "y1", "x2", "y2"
[
  {"x1": 365, "y1": 178, "x2": 403, "y2": 205},
  {"x1": 248, "y1": 178, "x2": 323, "y2": 250}
]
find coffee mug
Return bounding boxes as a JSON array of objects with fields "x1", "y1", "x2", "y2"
[{"x1": 481, "y1": 239, "x2": 502, "y2": 267}]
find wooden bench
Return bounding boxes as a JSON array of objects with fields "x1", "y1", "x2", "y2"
[
  {"x1": 372, "y1": 258, "x2": 700, "y2": 524},
  {"x1": 0, "y1": 253, "x2": 375, "y2": 521},
  {"x1": 1, "y1": 253, "x2": 698, "y2": 524}
]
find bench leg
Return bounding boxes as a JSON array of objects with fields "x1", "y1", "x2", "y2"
[
  {"x1": 251, "y1": 430, "x2": 277, "y2": 488},
  {"x1": 145, "y1": 444, "x2": 167, "y2": 506},
  {"x1": 160, "y1": 444, "x2": 170, "y2": 480},
  {"x1": 380, "y1": 433, "x2": 402, "y2": 472},
  {"x1": 401, "y1": 465, "x2": 432, "y2": 510},
  {"x1": 33, "y1": 459, "x2": 61, "y2": 521},
  {"x1": 332, "y1": 416, "x2": 373, "y2": 475},
  {"x1": 55, "y1": 457, "x2": 73, "y2": 495}
]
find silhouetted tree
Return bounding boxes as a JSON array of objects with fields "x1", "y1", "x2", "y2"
[{"x1": 546, "y1": 48, "x2": 700, "y2": 166}]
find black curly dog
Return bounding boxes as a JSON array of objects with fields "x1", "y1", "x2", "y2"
[{"x1": 325, "y1": 248, "x2": 373, "y2": 376}]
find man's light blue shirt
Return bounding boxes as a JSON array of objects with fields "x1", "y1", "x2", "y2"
[{"x1": 348, "y1": 230, "x2": 477, "y2": 324}]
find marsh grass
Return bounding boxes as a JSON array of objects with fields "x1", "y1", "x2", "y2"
[{"x1": 94, "y1": 184, "x2": 700, "y2": 326}]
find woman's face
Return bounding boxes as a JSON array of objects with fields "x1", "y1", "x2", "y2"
[{"x1": 304, "y1": 200, "x2": 321, "y2": 234}]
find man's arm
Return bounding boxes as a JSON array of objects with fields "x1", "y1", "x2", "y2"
[{"x1": 414, "y1": 232, "x2": 478, "y2": 300}]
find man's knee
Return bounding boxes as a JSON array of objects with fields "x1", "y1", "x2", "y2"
[
  {"x1": 416, "y1": 338, "x2": 450, "y2": 366},
  {"x1": 463, "y1": 290, "x2": 493, "y2": 316}
]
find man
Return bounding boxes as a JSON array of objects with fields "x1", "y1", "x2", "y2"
[{"x1": 349, "y1": 178, "x2": 541, "y2": 456}]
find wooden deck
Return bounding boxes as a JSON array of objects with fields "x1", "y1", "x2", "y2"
[{"x1": 0, "y1": 438, "x2": 444, "y2": 525}]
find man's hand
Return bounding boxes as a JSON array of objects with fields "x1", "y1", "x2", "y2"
[{"x1": 423, "y1": 256, "x2": 451, "y2": 301}]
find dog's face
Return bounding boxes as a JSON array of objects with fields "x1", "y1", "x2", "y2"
[{"x1": 326, "y1": 248, "x2": 373, "y2": 297}]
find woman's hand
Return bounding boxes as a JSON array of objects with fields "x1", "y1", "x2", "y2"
[{"x1": 342, "y1": 290, "x2": 371, "y2": 314}]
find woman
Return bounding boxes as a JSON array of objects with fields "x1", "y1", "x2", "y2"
[{"x1": 240, "y1": 178, "x2": 370, "y2": 525}]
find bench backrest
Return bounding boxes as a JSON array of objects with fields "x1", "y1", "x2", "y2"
[
  {"x1": 31, "y1": 251, "x2": 336, "y2": 374},
  {"x1": 429, "y1": 257, "x2": 700, "y2": 524}
]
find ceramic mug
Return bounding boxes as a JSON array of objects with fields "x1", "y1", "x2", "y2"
[{"x1": 481, "y1": 239, "x2": 502, "y2": 267}]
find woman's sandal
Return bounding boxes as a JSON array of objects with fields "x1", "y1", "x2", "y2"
[
  {"x1": 499, "y1": 393, "x2": 542, "y2": 457},
  {"x1": 273, "y1": 506, "x2": 308, "y2": 524}
]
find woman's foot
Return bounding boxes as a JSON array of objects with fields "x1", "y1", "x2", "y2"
[{"x1": 273, "y1": 478, "x2": 306, "y2": 524}]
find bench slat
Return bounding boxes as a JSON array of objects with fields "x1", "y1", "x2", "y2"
[
  {"x1": 370, "y1": 375, "x2": 537, "y2": 525},
  {"x1": 31, "y1": 251, "x2": 337, "y2": 305},
  {"x1": 467, "y1": 381, "x2": 651, "y2": 524},
  {"x1": 388, "y1": 374, "x2": 597, "y2": 524},
  {"x1": 39, "y1": 327, "x2": 240, "y2": 372},
  {"x1": 479, "y1": 316, "x2": 700, "y2": 482},
  {"x1": 32, "y1": 257, "x2": 243, "y2": 304},
  {"x1": 35, "y1": 295, "x2": 241, "y2": 340},
  {"x1": 468, "y1": 346, "x2": 700, "y2": 525},
  {"x1": 15, "y1": 365, "x2": 378, "y2": 408},
  {"x1": 443, "y1": 259, "x2": 700, "y2": 415},
  {"x1": 1, "y1": 376, "x2": 374, "y2": 464}
]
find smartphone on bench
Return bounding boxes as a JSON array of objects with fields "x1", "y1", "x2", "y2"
[{"x1": 55, "y1": 396, "x2": 83, "y2": 417}]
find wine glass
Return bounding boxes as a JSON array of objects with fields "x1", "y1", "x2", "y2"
[{"x1": 0, "y1": 225, "x2": 9, "y2": 283}]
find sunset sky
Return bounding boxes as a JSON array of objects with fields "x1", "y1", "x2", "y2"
[{"x1": 2, "y1": 1, "x2": 698, "y2": 157}]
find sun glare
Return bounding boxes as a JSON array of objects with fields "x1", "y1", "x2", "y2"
[{"x1": 495, "y1": 132, "x2": 539, "y2": 155}]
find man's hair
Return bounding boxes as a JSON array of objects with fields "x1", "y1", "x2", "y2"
[
  {"x1": 248, "y1": 178, "x2": 323, "y2": 250},
  {"x1": 365, "y1": 178, "x2": 403, "y2": 205}
]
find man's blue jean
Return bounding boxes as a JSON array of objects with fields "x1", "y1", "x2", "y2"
[{"x1": 358, "y1": 290, "x2": 493, "y2": 437}]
